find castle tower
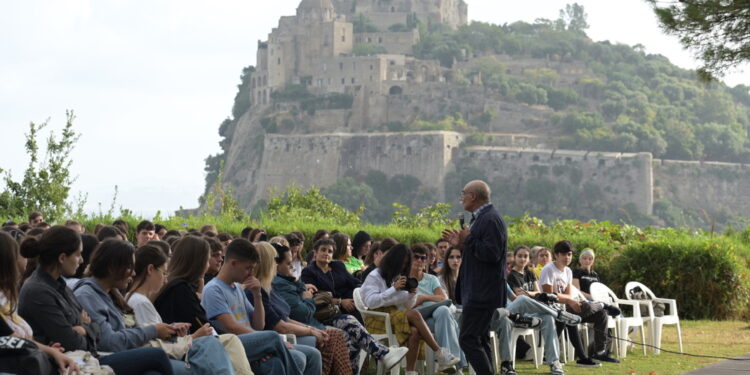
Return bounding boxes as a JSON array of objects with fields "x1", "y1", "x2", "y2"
[{"x1": 297, "y1": 0, "x2": 335, "y2": 23}]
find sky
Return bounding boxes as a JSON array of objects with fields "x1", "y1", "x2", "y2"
[{"x1": 1, "y1": 0, "x2": 748, "y2": 219}]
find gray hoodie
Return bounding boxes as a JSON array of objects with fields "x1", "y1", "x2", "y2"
[{"x1": 73, "y1": 278, "x2": 157, "y2": 352}]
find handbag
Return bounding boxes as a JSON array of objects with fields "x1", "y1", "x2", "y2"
[
  {"x1": 313, "y1": 291, "x2": 341, "y2": 323},
  {"x1": 0, "y1": 336, "x2": 55, "y2": 375}
]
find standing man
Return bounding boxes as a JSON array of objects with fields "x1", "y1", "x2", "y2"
[{"x1": 442, "y1": 180, "x2": 509, "y2": 375}]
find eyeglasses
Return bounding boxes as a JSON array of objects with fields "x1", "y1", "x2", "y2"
[{"x1": 413, "y1": 255, "x2": 427, "y2": 260}]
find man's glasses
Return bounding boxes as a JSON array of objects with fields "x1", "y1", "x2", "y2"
[{"x1": 413, "y1": 255, "x2": 427, "y2": 260}]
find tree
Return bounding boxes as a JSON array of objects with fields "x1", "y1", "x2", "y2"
[
  {"x1": 558, "y1": 3, "x2": 589, "y2": 32},
  {"x1": 1, "y1": 111, "x2": 79, "y2": 222},
  {"x1": 647, "y1": 0, "x2": 750, "y2": 79}
]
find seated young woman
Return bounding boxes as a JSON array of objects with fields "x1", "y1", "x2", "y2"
[
  {"x1": 438, "y1": 247, "x2": 461, "y2": 305},
  {"x1": 154, "y1": 235, "x2": 301, "y2": 375},
  {"x1": 272, "y1": 242, "x2": 408, "y2": 373},
  {"x1": 301, "y1": 239, "x2": 362, "y2": 320},
  {"x1": 409, "y1": 244, "x2": 467, "y2": 370},
  {"x1": 7, "y1": 228, "x2": 174, "y2": 375},
  {"x1": 126, "y1": 244, "x2": 251, "y2": 375},
  {"x1": 360, "y1": 244, "x2": 460, "y2": 375},
  {"x1": 249, "y1": 241, "x2": 342, "y2": 375}
]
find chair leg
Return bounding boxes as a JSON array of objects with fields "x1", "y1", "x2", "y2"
[
  {"x1": 639, "y1": 325, "x2": 647, "y2": 355},
  {"x1": 653, "y1": 321, "x2": 663, "y2": 355},
  {"x1": 529, "y1": 334, "x2": 539, "y2": 369},
  {"x1": 676, "y1": 321, "x2": 684, "y2": 353}
]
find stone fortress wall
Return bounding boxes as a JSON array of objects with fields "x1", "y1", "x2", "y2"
[{"x1": 250, "y1": 131, "x2": 750, "y2": 217}]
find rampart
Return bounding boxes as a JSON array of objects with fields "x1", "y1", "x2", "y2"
[
  {"x1": 654, "y1": 159, "x2": 750, "y2": 217},
  {"x1": 458, "y1": 147, "x2": 654, "y2": 215}
]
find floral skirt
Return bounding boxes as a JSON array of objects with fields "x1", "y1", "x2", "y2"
[{"x1": 363, "y1": 306, "x2": 424, "y2": 359}]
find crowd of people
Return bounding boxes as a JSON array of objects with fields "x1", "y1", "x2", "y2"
[{"x1": 1, "y1": 181, "x2": 624, "y2": 375}]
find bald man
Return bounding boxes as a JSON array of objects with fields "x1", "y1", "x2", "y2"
[{"x1": 442, "y1": 180, "x2": 508, "y2": 375}]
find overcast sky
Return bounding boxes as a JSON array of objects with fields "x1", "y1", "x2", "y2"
[{"x1": 1, "y1": 0, "x2": 748, "y2": 219}]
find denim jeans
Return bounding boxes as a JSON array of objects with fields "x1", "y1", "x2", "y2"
[
  {"x1": 495, "y1": 295, "x2": 560, "y2": 365},
  {"x1": 237, "y1": 331, "x2": 302, "y2": 375},
  {"x1": 168, "y1": 336, "x2": 235, "y2": 375},
  {"x1": 426, "y1": 305, "x2": 468, "y2": 368},
  {"x1": 291, "y1": 337, "x2": 323, "y2": 375},
  {"x1": 99, "y1": 347, "x2": 174, "y2": 375}
]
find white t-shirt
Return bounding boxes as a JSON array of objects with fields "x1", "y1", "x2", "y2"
[
  {"x1": 127, "y1": 292, "x2": 163, "y2": 326},
  {"x1": 539, "y1": 262, "x2": 573, "y2": 295}
]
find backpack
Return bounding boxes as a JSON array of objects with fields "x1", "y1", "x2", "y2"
[{"x1": 628, "y1": 286, "x2": 665, "y2": 317}]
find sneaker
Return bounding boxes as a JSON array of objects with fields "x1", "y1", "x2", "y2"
[
  {"x1": 509, "y1": 313, "x2": 541, "y2": 329},
  {"x1": 381, "y1": 347, "x2": 408, "y2": 371},
  {"x1": 556, "y1": 309, "x2": 582, "y2": 326},
  {"x1": 500, "y1": 361, "x2": 517, "y2": 375},
  {"x1": 575, "y1": 358, "x2": 601, "y2": 367},
  {"x1": 436, "y1": 347, "x2": 460, "y2": 370},
  {"x1": 603, "y1": 304, "x2": 621, "y2": 317},
  {"x1": 550, "y1": 360, "x2": 565, "y2": 375},
  {"x1": 592, "y1": 353, "x2": 620, "y2": 363}
]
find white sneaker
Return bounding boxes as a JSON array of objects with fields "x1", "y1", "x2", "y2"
[
  {"x1": 381, "y1": 346, "x2": 408, "y2": 371},
  {"x1": 550, "y1": 360, "x2": 565, "y2": 375},
  {"x1": 436, "y1": 347, "x2": 460, "y2": 372}
]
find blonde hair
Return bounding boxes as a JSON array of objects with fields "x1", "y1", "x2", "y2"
[
  {"x1": 579, "y1": 248, "x2": 595, "y2": 261},
  {"x1": 269, "y1": 236, "x2": 289, "y2": 247},
  {"x1": 253, "y1": 241, "x2": 277, "y2": 290}
]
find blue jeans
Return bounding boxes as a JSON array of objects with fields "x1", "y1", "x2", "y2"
[
  {"x1": 99, "y1": 347, "x2": 174, "y2": 375},
  {"x1": 495, "y1": 295, "x2": 560, "y2": 365},
  {"x1": 237, "y1": 331, "x2": 302, "y2": 375},
  {"x1": 292, "y1": 336, "x2": 323, "y2": 375},
  {"x1": 426, "y1": 305, "x2": 468, "y2": 368},
  {"x1": 169, "y1": 336, "x2": 235, "y2": 375}
]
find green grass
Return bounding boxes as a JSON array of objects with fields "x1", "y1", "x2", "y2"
[{"x1": 364, "y1": 321, "x2": 750, "y2": 375}]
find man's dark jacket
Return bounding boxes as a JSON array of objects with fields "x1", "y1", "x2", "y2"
[{"x1": 455, "y1": 203, "x2": 507, "y2": 309}]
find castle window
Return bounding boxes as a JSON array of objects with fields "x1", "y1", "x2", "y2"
[
  {"x1": 532, "y1": 155, "x2": 540, "y2": 162},
  {"x1": 378, "y1": 37, "x2": 383, "y2": 43},
  {"x1": 598, "y1": 159, "x2": 606, "y2": 167},
  {"x1": 406, "y1": 146, "x2": 412, "y2": 155},
  {"x1": 342, "y1": 35, "x2": 345, "y2": 42},
  {"x1": 341, "y1": 78, "x2": 346, "y2": 84},
  {"x1": 390, "y1": 60, "x2": 395, "y2": 65},
  {"x1": 367, "y1": 37, "x2": 372, "y2": 43},
  {"x1": 351, "y1": 78, "x2": 355, "y2": 84},
  {"x1": 565, "y1": 157, "x2": 572, "y2": 163},
  {"x1": 277, "y1": 57, "x2": 281, "y2": 65},
  {"x1": 391, "y1": 6, "x2": 395, "y2": 12},
  {"x1": 340, "y1": 62, "x2": 344, "y2": 71}
]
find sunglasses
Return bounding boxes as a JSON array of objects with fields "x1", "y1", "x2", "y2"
[{"x1": 413, "y1": 255, "x2": 427, "y2": 260}]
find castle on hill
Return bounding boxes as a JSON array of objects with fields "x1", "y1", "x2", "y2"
[{"x1": 251, "y1": 0, "x2": 466, "y2": 106}]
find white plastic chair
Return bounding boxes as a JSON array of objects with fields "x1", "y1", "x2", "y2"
[
  {"x1": 509, "y1": 327, "x2": 539, "y2": 369},
  {"x1": 590, "y1": 282, "x2": 646, "y2": 358},
  {"x1": 353, "y1": 287, "x2": 400, "y2": 375},
  {"x1": 624, "y1": 282, "x2": 683, "y2": 354}
]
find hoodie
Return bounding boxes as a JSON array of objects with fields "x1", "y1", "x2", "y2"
[{"x1": 73, "y1": 278, "x2": 157, "y2": 352}]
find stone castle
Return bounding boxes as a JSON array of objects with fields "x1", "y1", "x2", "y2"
[{"x1": 217, "y1": 0, "x2": 750, "y2": 222}]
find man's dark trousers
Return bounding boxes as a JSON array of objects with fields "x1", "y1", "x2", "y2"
[{"x1": 460, "y1": 307, "x2": 495, "y2": 375}]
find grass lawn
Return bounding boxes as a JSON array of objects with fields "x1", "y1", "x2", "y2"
[{"x1": 365, "y1": 320, "x2": 750, "y2": 375}]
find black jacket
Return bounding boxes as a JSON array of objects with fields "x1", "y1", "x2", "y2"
[
  {"x1": 153, "y1": 279, "x2": 208, "y2": 334},
  {"x1": 300, "y1": 261, "x2": 361, "y2": 299},
  {"x1": 456, "y1": 203, "x2": 507, "y2": 309}
]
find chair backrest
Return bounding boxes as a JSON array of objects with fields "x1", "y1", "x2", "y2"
[
  {"x1": 625, "y1": 281, "x2": 656, "y2": 300},
  {"x1": 590, "y1": 282, "x2": 616, "y2": 304},
  {"x1": 353, "y1": 287, "x2": 368, "y2": 311}
]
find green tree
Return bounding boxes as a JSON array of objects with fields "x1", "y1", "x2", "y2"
[
  {"x1": 1, "y1": 111, "x2": 79, "y2": 222},
  {"x1": 558, "y1": 3, "x2": 590, "y2": 32},
  {"x1": 647, "y1": 0, "x2": 750, "y2": 79}
]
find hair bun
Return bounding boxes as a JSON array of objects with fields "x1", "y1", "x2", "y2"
[{"x1": 20, "y1": 236, "x2": 42, "y2": 258}]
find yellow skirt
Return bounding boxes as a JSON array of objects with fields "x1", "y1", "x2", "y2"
[{"x1": 364, "y1": 306, "x2": 424, "y2": 359}]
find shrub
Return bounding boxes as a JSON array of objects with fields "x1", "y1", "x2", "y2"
[{"x1": 609, "y1": 237, "x2": 750, "y2": 320}]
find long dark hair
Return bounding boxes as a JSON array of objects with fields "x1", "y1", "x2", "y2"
[
  {"x1": 88, "y1": 239, "x2": 136, "y2": 313},
  {"x1": 331, "y1": 232, "x2": 350, "y2": 261},
  {"x1": 127, "y1": 245, "x2": 167, "y2": 299},
  {"x1": 0, "y1": 231, "x2": 20, "y2": 313},
  {"x1": 377, "y1": 244, "x2": 412, "y2": 287},
  {"x1": 439, "y1": 247, "x2": 462, "y2": 302},
  {"x1": 167, "y1": 236, "x2": 209, "y2": 285}
]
